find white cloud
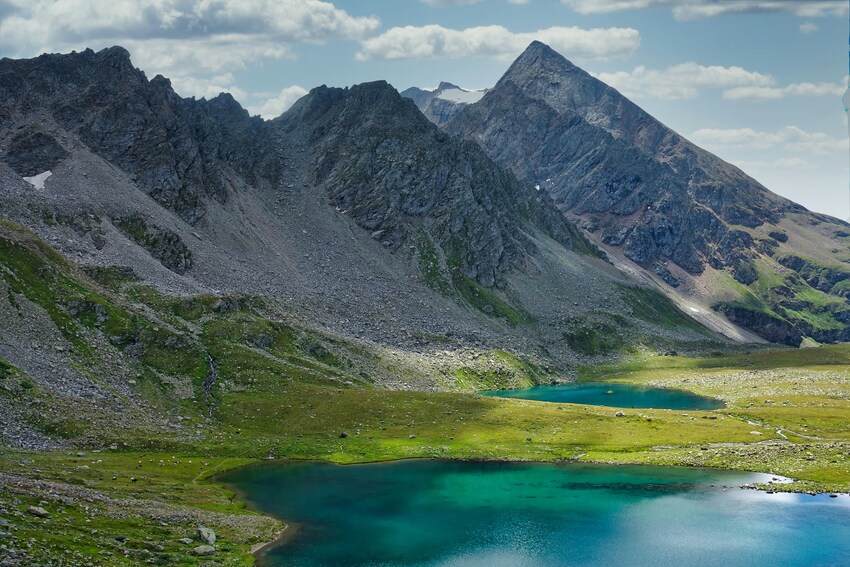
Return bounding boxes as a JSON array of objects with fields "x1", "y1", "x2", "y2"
[
  {"x1": 723, "y1": 81, "x2": 844, "y2": 100},
  {"x1": 0, "y1": 0, "x2": 379, "y2": 52},
  {"x1": 169, "y1": 73, "x2": 247, "y2": 100},
  {"x1": 560, "y1": 0, "x2": 848, "y2": 19},
  {"x1": 0, "y1": 0, "x2": 378, "y2": 103},
  {"x1": 595, "y1": 63, "x2": 773, "y2": 99},
  {"x1": 799, "y1": 21, "x2": 819, "y2": 33},
  {"x1": 690, "y1": 126, "x2": 848, "y2": 155},
  {"x1": 357, "y1": 24, "x2": 640, "y2": 61},
  {"x1": 248, "y1": 86, "x2": 310, "y2": 119}
]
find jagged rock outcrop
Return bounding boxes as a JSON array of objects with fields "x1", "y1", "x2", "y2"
[
  {"x1": 0, "y1": 47, "x2": 280, "y2": 224},
  {"x1": 4, "y1": 127, "x2": 69, "y2": 176},
  {"x1": 279, "y1": 81, "x2": 582, "y2": 287}
]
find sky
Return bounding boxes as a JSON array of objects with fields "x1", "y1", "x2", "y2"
[{"x1": 0, "y1": 0, "x2": 848, "y2": 219}]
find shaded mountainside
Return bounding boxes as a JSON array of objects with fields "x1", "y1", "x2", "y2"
[
  {"x1": 0, "y1": 47, "x2": 281, "y2": 225},
  {"x1": 281, "y1": 80, "x2": 586, "y2": 287},
  {"x1": 444, "y1": 41, "x2": 850, "y2": 346}
]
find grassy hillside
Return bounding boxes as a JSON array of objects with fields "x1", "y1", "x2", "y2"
[{"x1": 0, "y1": 219, "x2": 848, "y2": 565}]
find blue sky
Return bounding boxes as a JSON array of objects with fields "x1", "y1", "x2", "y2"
[{"x1": 1, "y1": 0, "x2": 847, "y2": 218}]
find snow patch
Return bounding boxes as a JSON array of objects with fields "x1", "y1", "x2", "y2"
[
  {"x1": 436, "y1": 88, "x2": 486, "y2": 104},
  {"x1": 23, "y1": 170, "x2": 52, "y2": 190}
]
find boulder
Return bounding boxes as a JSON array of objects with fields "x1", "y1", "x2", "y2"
[
  {"x1": 197, "y1": 524, "x2": 216, "y2": 545},
  {"x1": 192, "y1": 545, "x2": 215, "y2": 556}
]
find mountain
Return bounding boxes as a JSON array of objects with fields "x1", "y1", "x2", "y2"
[
  {"x1": 443, "y1": 41, "x2": 850, "y2": 346},
  {"x1": 0, "y1": 47, "x2": 731, "y2": 449},
  {"x1": 400, "y1": 82, "x2": 487, "y2": 125}
]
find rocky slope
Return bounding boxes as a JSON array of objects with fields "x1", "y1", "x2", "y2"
[
  {"x1": 444, "y1": 41, "x2": 850, "y2": 346},
  {"x1": 0, "y1": 47, "x2": 728, "y2": 448},
  {"x1": 280, "y1": 80, "x2": 581, "y2": 288}
]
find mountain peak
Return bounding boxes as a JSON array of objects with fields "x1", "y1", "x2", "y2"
[
  {"x1": 98, "y1": 45, "x2": 131, "y2": 61},
  {"x1": 437, "y1": 81, "x2": 461, "y2": 91},
  {"x1": 508, "y1": 41, "x2": 579, "y2": 76}
]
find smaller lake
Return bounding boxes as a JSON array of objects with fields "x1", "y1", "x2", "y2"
[{"x1": 481, "y1": 382, "x2": 725, "y2": 410}]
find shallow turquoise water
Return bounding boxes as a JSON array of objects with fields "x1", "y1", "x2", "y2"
[
  {"x1": 481, "y1": 382, "x2": 725, "y2": 410},
  {"x1": 220, "y1": 460, "x2": 850, "y2": 567}
]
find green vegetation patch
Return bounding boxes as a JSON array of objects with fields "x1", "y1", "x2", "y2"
[
  {"x1": 452, "y1": 272, "x2": 532, "y2": 326},
  {"x1": 114, "y1": 214, "x2": 193, "y2": 274},
  {"x1": 562, "y1": 315, "x2": 628, "y2": 356},
  {"x1": 450, "y1": 350, "x2": 552, "y2": 391},
  {"x1": 417, "y1": 232, "x2": 453, "y2": 295},
  {"x1": 617, "y1": 284, "x2": 710, "y2": 333},
  {"x1": 81, "y1": 264, "x2": 139, "y2": 290}
]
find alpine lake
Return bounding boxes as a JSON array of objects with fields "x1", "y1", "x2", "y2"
[{"x1": 219, "y1": 383, "x2": 849, "y2": 566}]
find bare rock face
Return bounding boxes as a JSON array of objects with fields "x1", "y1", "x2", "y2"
[
  {"x1": 4, "y1": 127, "x2": 69, "y2": 176},
  {"x1": 446, "y1": 41, "x2": 850, "y2": 345},
  {"x1": 446, "y1": 41, "x2": 788, "y2": 282},
  {"x1": 0, "y1": 46, "x2": 280, "y2": 224},
  {"x1": 280, "y1": 80, "x2": 583, "y2": 287}
]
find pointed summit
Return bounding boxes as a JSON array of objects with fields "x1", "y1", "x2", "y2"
[
  {"x1": 500, "y1": 41, "x2": 581, "y2": 87},
  {"x1": 497, "y1": 42, "x2": 628, "y2": 140},
  {"x1": 444, "y1": 41, "x2": 850, "y2": 345}
]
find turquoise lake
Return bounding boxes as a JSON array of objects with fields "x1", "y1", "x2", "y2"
[
  {"x1": 219, "y1": 460, "x2": 850, "y2": 567},
  {"x1": 481, "y1": 382, "x2": 725, "y2": 410}
]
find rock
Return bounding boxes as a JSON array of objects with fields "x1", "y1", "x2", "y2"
[
  {"x1": 27, "y1": 506, "x2": 49, "y2": 518},
  {"x1": 615, "y1": 411, "x2": 625, "y2": 417},
  {"x1": 177, "y1": 538, "x2": 193, "y2": 545},
  {"x1": 338, "y1": 432, "x2": 348, "y2": 438},
  {"x1": 446, "y1": 42, "x2": 792, "y2": 283},
  {"x1": 284, "y1": 80, "x2": 580, "y2": 291},
  {"x1": 192, "y1": 545, "x2": 216, "y2": 556},
  {"x1": 408, "y1": 434, "x2": 416, "y2": 439},
  {"x1": 197, "y1": 525, "x2": 216, "y2": 545},
  {"x1": 3, "y1": 128, "x2": 69, "y2": 176},
  {"x1": 113, "y1": 215, "x2": 193, "y2": 274}
]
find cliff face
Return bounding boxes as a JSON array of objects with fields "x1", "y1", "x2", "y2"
[
  {"x1": 447, "y1": 41, "x2": 789, "y2": 281},
  {"x1": 446, "y1": 41, "x2": 850, "y2": 345},
  {"x1": 0, "y1": 47, "x2": 280, "y2": 224}
]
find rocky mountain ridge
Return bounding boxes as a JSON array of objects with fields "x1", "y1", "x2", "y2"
[
  {"x1": 0, "y1": 45, "x2": 731, "y2": 450},
  {"x1": 440, "y1": 41, "x2": 850, "y2": 346}
]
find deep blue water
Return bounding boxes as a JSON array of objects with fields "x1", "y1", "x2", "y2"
[
  {"x1": 220, "y1": 460, "x2": 850, "y2": 567},
  {"x1": 481, "y1": 382, "x2": 725, "y2": 410}
]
